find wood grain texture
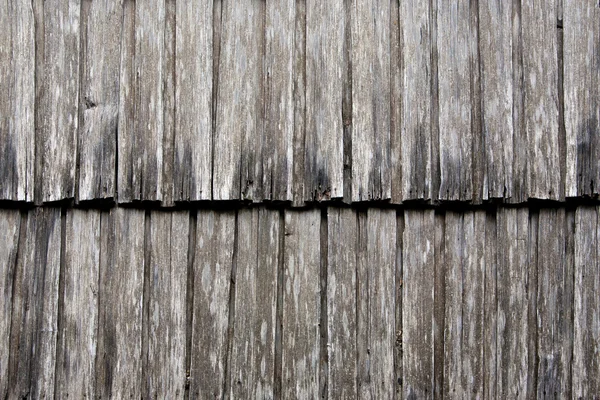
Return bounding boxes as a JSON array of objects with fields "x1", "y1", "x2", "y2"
[
  {"x1": 36, "y1": 1, "x2": 80, "y2": 202},
  {"x1": 213, "y1": 0, "x2": 264, "y2": 201},
  {"x1": 0, "y1": 1, "x2": 34, "y2": 201},
  {"x1": 483, "y1": 210, "x2": 498, "y2": 399},
  {"x1": 564, "y1": 0, "x2": 600, "y2": 197},
  {"x1": 522, "y1": 0, "x2": 561, "y2": 200},
  {"x1": 8, "y1": 207, "x2": 61, "y2": 399},
  {"x1": 174, "y1": 1, "x2": 212, "y2": 201},
  {"x1": 230, "y1": 208, "x2": 279, "y2": 398},
  {"x1": 282, "y1": 209, "x2": 321, "y2": 398},
  {"x1": 78, "y1": 0, "x2": 122, "y2": 201},
  {"x1": 96, "y1": 208, "x2": 145, "y2": 399},
  {"x1": 479, "y1": 0, "x2": 514, "y2": 200},
  {"x1": 402, "y1": 209, "x2": 435, "y2": 399},
  {"x1": 144, "y1": 211, "x2": 188, "y2": 398},
  {"x1": 55, "y1": 209, "x2": 100, "y2": 398},
  {"x1": 350, "y1": 0, "x2": 391, "y2": 201},
  {"x1": 573, "y1": 206, "x2": 600, "y2": 397},
  {"x1": 189, "y1": 210, "x2": 235, "y2": 399},
  {"x1": 305, "y1": 0, "x2": 344, "y2": 201},
  {"x1": 291, "y1": 0, "x2": 307, "y2": 207},
  {"x1": 0, "y1": 210, "x2": 21, "y2": 398}
]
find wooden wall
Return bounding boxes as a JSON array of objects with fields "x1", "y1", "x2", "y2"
[{"x1": 1, "y1": 205, "x2": 598, "y2": 398}]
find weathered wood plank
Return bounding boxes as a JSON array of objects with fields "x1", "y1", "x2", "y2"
[
  {"x1": 511, "y1": 1, "x2": 527, "y2": 203},
  {"x1": 305, "y1": 0, "x2": 344, "y2": 201},
  {"x1": 144, "y1": 211, "x2": 188, "y2": 398},
  {"x1": 189, "y1": 210, "x2": 235, "y2": 398},
  {"x1": 36, "y1": 1, "x2": 80, "y2": 202},
  {"x1": 479, "y1": 1, "x2": 514, "y2": 200},
  {"x1": 356, "y1": 210, "x2": 368, "y2": 398},
  {"x1": 282, "y1": 209, "x2": 320, "y2": 397},
  {"x1": 390, "y1": 1, "x2": 401, "y2": 203},
  {"x1": 564, "y1": 1, "x2": 600, "y2": 197},
  {"x1": 433, "y1": 212, "x2": 445, "y2": 399},
  {"x1": 230, "y1": 208, "x2": 279, "y2": 398},
  {"x1": 402, "y1": 209, "x2": 435, "y2": 398},
  {"x1": 291, "y1": 0, "x2": 307, "y2": 207},
  {"x1": 351, "y1": 0, "x2": 391, "y2": 201},
  {"x1": 437, "y1": 0, "x2": 475, "y2": 201},
  {"x1": 483, "y1": 210, "x2": 497, "y2": 399},
  {"x1": 0, "y1": 210, "x2": 21, "y2": 398},
  {"x1": 0, "y1": 1, "x2": 34, "y2": 201},
  {"x1": 174, "y1": 1, "x2": 212, "y2": 201},
  {"x1": 522, "y1": 0, "x2": 561, "y2": 200},
  {"x1": 8, "y1": 208, "x2": 61, "y2": 399},
  {"x1": 327, "y1": 207, "x2": 357, "y2": 398},
  {"x1": 399, "y1": 0, "x2": 432, "y2": 201},
  {"x1": 496, "y1": 207, "x2": 530, "y2": 398},
  {"x1": 96, "y1": 208, "x2": 145, "y2": 398},
  {"x1": 78, "y1": 0, "x2": 122, "y2": 201},
  {"x1": 536, "y1": 208, "x2": 572, "y2": 398},
  {"x1": 55, "y1": 209, "x2": 100, "y2": 398},
  {"x1": 213, "y1": 0, "x2": 264, "y2": 201},
  {"x1": 573, "y1": 206, "x2": 600, "y2": 397}
]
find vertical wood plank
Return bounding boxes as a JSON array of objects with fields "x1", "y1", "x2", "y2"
[
  {"x1": 390, "y1": 0, "x2": 402, "y2": 203},
  {"x1": 161, "y1": 0, "x2": 176, "y2": 206},
  {"x1": 402, "y1": 209, "x2": 435, "y2": 399},
  {"x1": 351, "y1": 0, "x2": 391, "y2": 201},
  {"x1": 436, "y1": 0, "x2": 475, "y2": 201},
  {"x1": 479, "y1": 1, "x2": 514, "y2": 200},
  {"x1": 213, "y1": 0, "x2": 265, "y2": 201},
  {"x1": 189, "y1": 210, "x2": 235, "y2": 399},
  {"x1": 291, "y1": 0, "x2": 307, "y2": 206},
  {"x1": 327, "y1": 207, "x2": 357, "y2": 398},
  {"x1": 483, "y1": 210, "x2": 497, "y2": 399},
  {"x1": 78, "y1": 1, "x2": 122, "y2": 201},
  {"x1": 174, "y1": 1, "x2": 212, "y2": 201},
  {"x1": 564, "y1": 1, "x2": 600, "y2": 197},
  {"x1": 8, "y1": 208, "x2": 62, "y2": 399},
  {"x1": 282, "y1": 209, "x2": 320, "y2": 398},
  {"x1": 537, "y1": 208, "x2": 572, "y2": 398},
  {"x1": 0, "y1": 210, "x2": 21, "y2": 398},
  {"x1": 0, "y1": 1, "x2": 35, "y2": 201},
  {"x1": 96, "y1": 208, "x2": 145, "y2": 398},
  {"x1": 37, "y1": 1, "x2": 80, "y2": 202},
  {"x1": 433, "y1": 212, "x2": 445, "y2": 399},
  {"x1": 55, "y1": 209, "x2": 100, "y2": 398},
  {"x1": 305, "y1": 0, "x2": 344, "y2": 201},
  {"x1": 573, "y1": 206, "x2": 600, "y2": 397},
  {"x1": 230, "y1": 209, "x2": 279, "y2": 398},
  {"x1": 522, "y1": 0, "x2": 561, "y2": 200},
  {"x1": 145, "y1": 211, "x2": 188, "y2": 398}
]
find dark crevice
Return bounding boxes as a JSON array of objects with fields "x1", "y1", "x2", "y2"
[
  {"x1": 319, "y1": 208, "x2": 328, "y2": 399},
  {"x1": 273, "y1": 209, "x2": 285, "y2": 399}
]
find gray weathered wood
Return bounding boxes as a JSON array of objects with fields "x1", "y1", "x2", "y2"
[
  {"x1": 161, "y1": 1, "x2": 176, "y2": 206},
  {"x1": 55, "y1": 209, "x2": 100, "y2": 398},
  {"x1": 433, "y1": 212, "x2": 445, "y2": 399},
  {"x1": 402, "y1": 209, "x2": 435, "y2": 399},
  {"x1": 78, "y1": 0, "x2": 122, "y2": 201},
  {"x1": 8, "y1": 208, "x2": 61, "y2": 399},
  {"x1": 144, "y1": 211, "x2": 188, "y2": 398},
  {"x1": 479, "y1": 1, "x2": 514, "y2": 200},
  {"x1": 437, "y1": 0, "x2": 475, "y2": 201},
  {"x1": 96, "y1": 208, "x2": 145, "y2": 398},
  {"x1": 189, "y1": 210, "x2": 235, "y2": 398},
  {"x1": 36, "y1": 1, "x2": 80, "y2": 202},
  {"x1": 536, "y1": 208, "x2": 572, "y2": 398},
  {"x1": 174, "y1": 1, "x2": 212, "y2": 201},
  {"x1": 291, "y1": 0, "x2": 307, "y2": 207},
  {"x1": 230, "y1": 208, "x2": 279, "y2": 398},
  {"x1": 327, "y1": 207, "x2": 357, "y2": 398},
  {"x1": 305, "y1": 0, "x2": 344, "y2": 201},
  {"x1": 0, "y1": 1, "x2": 34, "y2": 201},
  {"x1": 390, "y1": 1, "x2": 402, "y2": 203},
  {"x1": 213, "y1": 0, "x2": 264, "y2": 201},
  {"x1": 564, "y1": 1, "x2": 600, "y2": 197},
  {"x1": 282, "y1": 209, "x2": 320, "y2": 397},
  {"x1": 573, "y1": 206, "x2": 600, "y2": 397},
  {"x1": 483, "y1": 210, "x2": 497, "y2": 399},
  {"x1": 0, "y1": 210, "x2": 21, "y2": 398},
  {"x1": 522, "y1": 0, "x2": 561, "y2": 200},
  {"x1": 351, "y1": 0, "x2": 391, "y2": 201}
]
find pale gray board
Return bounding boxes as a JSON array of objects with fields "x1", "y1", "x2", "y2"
[
  {"x1": 0, "y1": 2, "x2": 34, "y2": 201},
  {"x1": 291, "y1": 0, "x2": 307, "y2": 207},
  {"x1": 229, "y1": 208, "x2": 279, "y2": 398},
  {"x1": 189, "y1": 210, "x2": 235, "y2": 399},
  {"x1": 77, "y1": 0, "x2": 122, "y2": 201},
  {"x1": 7, "y1": 208, "x2": 61, "y2": 399},
  {"x1": 564, "y1": 1, "x2": 600, "y2": 197},
  {"x1": 483, "y1": 210, "x2": 498, "y2": 399}
]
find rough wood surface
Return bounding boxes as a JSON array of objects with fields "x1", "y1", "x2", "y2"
[
  {"x1": 189, "y1": 210, "x2": 235, "y2": 398},
  {"x1": 483, "y1": 210, "x2": 498, "y2": 399},
  {"x1": 282, "y1": 209, "x2": 321, "y2": 398}
]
